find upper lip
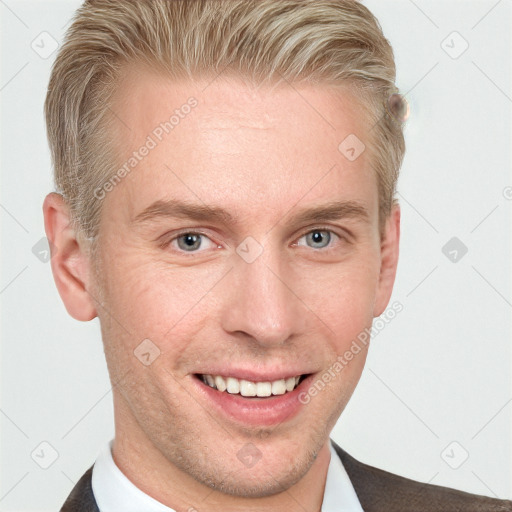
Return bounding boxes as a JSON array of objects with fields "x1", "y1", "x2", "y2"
[{"x1": 194, "y1": 368, "x2": 314, "y2": 382}]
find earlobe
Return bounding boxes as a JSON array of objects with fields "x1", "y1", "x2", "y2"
[
  {"x1": 42, "y1": 192, "x2": 98, "y2": 321},
  {"x1": 373, "y1": 204, "x2": 401, "y2": 317}
]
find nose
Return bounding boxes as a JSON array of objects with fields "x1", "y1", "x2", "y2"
[{"x1": 219, "y1": 243, "x2": 307, "y2": 347}]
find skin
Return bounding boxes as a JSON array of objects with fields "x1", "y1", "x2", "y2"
[{"x1": 43, "y1": 67, "x2": 400, "y2": 512}]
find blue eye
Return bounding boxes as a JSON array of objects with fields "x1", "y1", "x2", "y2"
[
  {"x1": 166, "y1": 228, "x2": 342, "y2": 256},
  {"x1": 298, "y1": 229, "x2": 338, "y2": 249},
  {"x1": 173, "y1": 232, "x2": 216, "y2": 252}
]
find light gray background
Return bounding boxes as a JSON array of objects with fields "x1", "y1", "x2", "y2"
[{"x1": 1, "y1": 0, "x2": 511, "y2": 510}]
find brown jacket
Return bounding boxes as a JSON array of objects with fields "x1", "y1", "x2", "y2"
[{"x1": 61, "y1": 440, "x2": 512, "y2": 511}]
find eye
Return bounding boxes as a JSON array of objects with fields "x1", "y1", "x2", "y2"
[
  {"x1": 164, "y1": 228, "x2": 345, "y2": 255},
  {"x1": 170, "y1": 232, "x2": 218, "y2": 253},
  {"x1": 296, "y1": 229, "x2": 340, "y2": 250}
]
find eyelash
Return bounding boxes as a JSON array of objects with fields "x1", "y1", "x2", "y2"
[{"x1": 163, "y1": 227, "x2": 347, "y2": 256}]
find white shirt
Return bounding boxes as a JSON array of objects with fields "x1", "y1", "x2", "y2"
[{"x1": 92, "y1": 439, "x2": 364, "y2": 511}]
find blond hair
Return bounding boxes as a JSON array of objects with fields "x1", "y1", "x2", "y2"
[{"x1": 45, "y1": 0, "x2": 406, "y2": 245}]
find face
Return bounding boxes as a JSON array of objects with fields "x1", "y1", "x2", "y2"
[{"x1": 87, "y1": 68, "x2": 398, "y2": 498}]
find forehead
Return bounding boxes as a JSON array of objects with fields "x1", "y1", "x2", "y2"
[{"x1": 104, "y1": 66, "x2": 377, "y2": 224}]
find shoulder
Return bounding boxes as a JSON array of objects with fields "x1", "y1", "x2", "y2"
[
  {"x1": 60, "y1": 466, "x2": 100, "y2": 512},
  {"x1": 331, "y1": 440, "x2": 512, "y2": 512}
]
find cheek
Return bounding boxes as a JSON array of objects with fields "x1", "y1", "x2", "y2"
[
  {"x1": 334, "y1": 270, "x2": 378, "y2": 324},
  {"x1": 322, "y1": 261, "x2": 379, "y2": 389},
  {"x1": 295, "y1": 254, "x2": 380, "y2": 338},
  {"x1": 98, "y1": 252, "x2": 224, "y2": 353}
]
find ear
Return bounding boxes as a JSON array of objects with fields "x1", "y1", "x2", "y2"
[
  {"x1": 43, "y1": 192, "x2": 98, "y2": 321},
  {"x1": 373, "y1": 203, "x2": 400, "y2": 317}
]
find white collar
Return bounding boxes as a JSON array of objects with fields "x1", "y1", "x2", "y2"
[{"x1": 91, "y1": 439, "x2": 363, "y2": 511}]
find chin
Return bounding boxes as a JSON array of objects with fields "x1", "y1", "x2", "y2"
[
  {"x1": 178, "y1": 429, "x2": 328, "y2": 499},
  {"x1": 194, "y1": 451, "x2": 316, "y2": 498}
]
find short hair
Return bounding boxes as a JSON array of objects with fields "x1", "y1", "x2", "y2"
[{"x1": 45, "y1": 0, "x2": 406, "y2": 247}]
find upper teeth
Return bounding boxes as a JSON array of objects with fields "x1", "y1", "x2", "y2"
[{"x1": 201, "y1": 374, "x2": 301, "y2": 397}]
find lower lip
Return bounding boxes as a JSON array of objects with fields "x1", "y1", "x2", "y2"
[{"x1": 192, "y1": 374, "x2": 314, "y2": 427}]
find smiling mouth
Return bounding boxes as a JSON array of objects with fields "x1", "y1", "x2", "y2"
[{"x1": 195, "y1": 373, "x2": 309, "y2": 398}]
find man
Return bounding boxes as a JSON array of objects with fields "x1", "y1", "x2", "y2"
[{"x1": 43, "y1": 0, "x2": 511, "y2": 510}]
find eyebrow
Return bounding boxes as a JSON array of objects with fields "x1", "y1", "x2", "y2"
[{"x1": 132, "y1": 198, "x2": 370, "y2": 227}]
